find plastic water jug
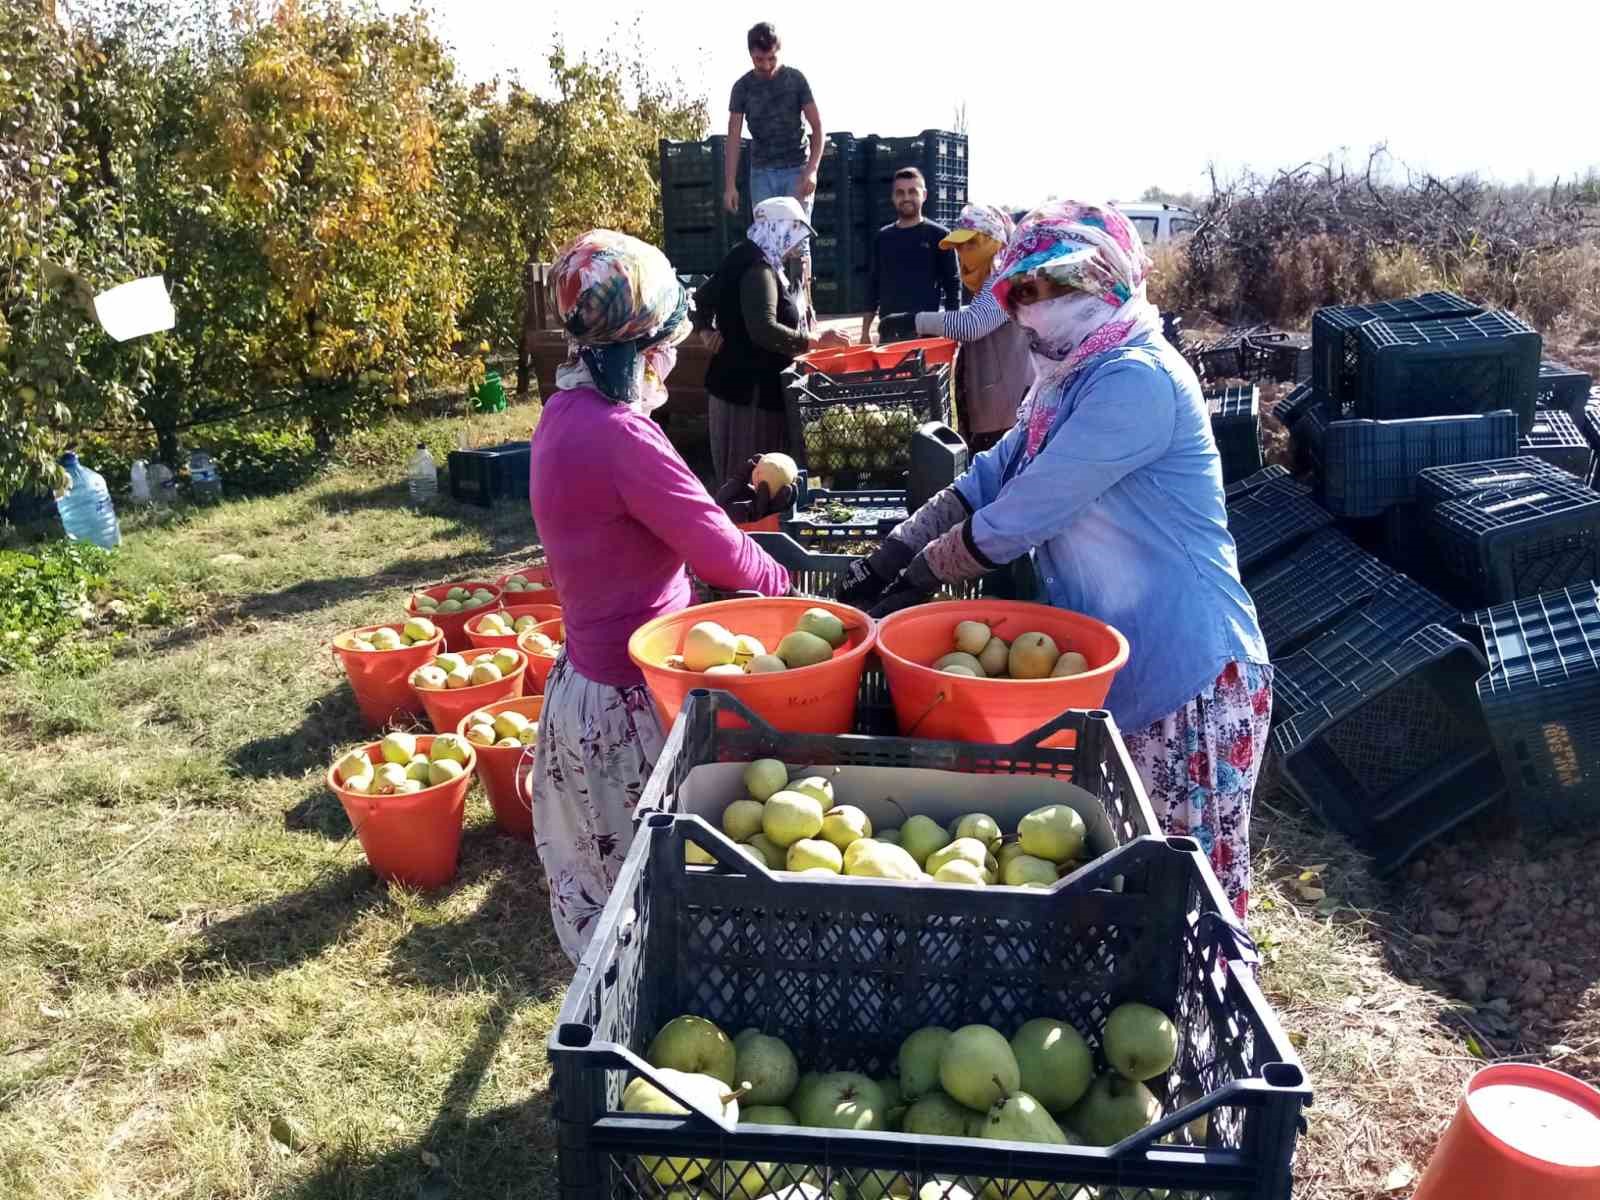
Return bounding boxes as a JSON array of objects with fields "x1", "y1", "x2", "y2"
[
  {"x1": 188, "y1": 450, "x2": 222, "y2": 503},
  {"x1": 130, "y1": 460, "x2": 152, "y2": 504},
  {"x1": 57, "y1": 453, "x2": 121, "y2": 549},
  {"x1": 407, "y1": 444, "x2": 437, "y2": 506},
  {"x1": 150, "y1": 462, "x2": 176, "y2": 505}
]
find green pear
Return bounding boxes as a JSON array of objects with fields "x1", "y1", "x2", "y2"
[
  {"x1": 744, "y1": 758, "x2": 789, "y2": 801},
  {"x1": 429, "y1": 734, "x2": 470, "y2": 764},
  {"x1": 777, "y1": 630, "x2": 833, "y2": 668},
  {"x1": 996, "y1": 841, "x2": 1029, "y2": 870},
  {"x1": 789, "y1": 775, "x2": 835, "y2": 810},
  {"x1": 723, "y1": 799, "x2": 767, "y2": 843},
  {"x1": 941, "y1": 665, "x2": 978, "y2": 677},
  {"x1": 926, "y1": 838, "x2": 991, "y2": 876},
  {"x1": 786, "y1": 838, "x2": 842, "y2": 874},
  {"x1": 980, "y1": 1089, "x2": 1070, "y2": 1144},
  {"x1": 932, "y1": 860, "x2": 986, "y2": 886},
  {"x1": 796, "y1": 607, "x2": 847, "y2": 649},
  {"x1": 897, "y1": 1026, "x2": 952, "y2": 1100},
  {"x1": 953, "y1": 813, "x2": 1002, "y2": 852},
  {"x1": 1069, "y1": 1073, "x2": 1161, "y2": 1145},
  {"x1": 380, "y1": 731, "x2": 418, "y2": 764},
  {"x1": 1010, "y1": 1018, "x2": 1094, "y2": 1113},
  {"x1": 1103, "y1": 1003, "x2": 1178, "y2": 1081},
  {"x1": 334, "y1": 749, "x2": 374, "y2": 784},
  {"x1": 932, "y1": 651, "x2": 985, "y2": 676},
  {"x1": 857, "y1": 1168, "x2": 913, "y2": 1200},
  {"x1": 1017, "y1": 804, "x2": 1087, "y2": 864},
  {"x1": 685, "y1": 840, "x2": 718, "y2": 866},
  {"x1": 978, "y1": 636, "x2": 1010, "y2": 678},
  {"x1": 748, "y1": 653, "x2": 789, "y2": 673},
  {"x1": 622, "y1": 1069, "x2": 738, "y2": 1186},
  {"x1": 745, "y1": 833, "x2": 786, "y2": 870},
  {"x1": 734, "y1": 1027, "x2": 763, "y2": 1051},
  {"x1": 938, "y1": 1025, "x2": 1019, "y2": 1112},
  {"x1": 646, "y1": 1015, "x2": 738, "y2": 1085},
  {"x1": 1002, "y1": 854, "x2": 1057, "y2": 888},
  {"x1": 875, "y1": 827, "x2": 902, "y2": 846},
  {"x1": 877, "y1": 1077, "x2": 907, "y2": 1130},
  {"x1": 901, "y1": 1091, "x2": 976, "y2": 1136},
  {"x1": 734, "y1": 1033, "x2": 799, "y2": 1106},
  {"x1": 493, "y1": 709, "x2": 531, "y2": 740},
  {"x1": 742, "y1": 1105, "x2": 797, "y2": 1125},
  {"x1": 842, "y1": 839, "x2": 921, "y2": 881},
  {"x1": 1051, "y1": 650, "x2": 1089, "y2": 677},
  {"x1": 790, "y1": 1072, "x2": 822, "y2": 1113},
  {"x1": 953, "y1": 620, "x2": 992, "y2": 656},
  {"x1": 762, "y1": 791, "x2": 825, "y2": 847},
  {"x1": 899, "y1": 815, "x2": 951, "y2": 867},
  {"x1": 684, "y1": 621, "x2": 738, "y2": 671},
  {"x1": 426, "y1": 759, "x2": 464, "y2": 786},
  {"x1": 1007, "y1": 633, "x2": 1059, "y2": 679},
  {"x1": 820, "y1": 805, "x2": 871, "y2": 850},
  {"x1": 794, "y1": 1072, "x2": 885, "y2": 1131}
]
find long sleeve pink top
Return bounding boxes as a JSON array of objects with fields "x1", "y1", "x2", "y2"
[{"x1": 528, "y1": 386, "x2": 791, "y2": 688}]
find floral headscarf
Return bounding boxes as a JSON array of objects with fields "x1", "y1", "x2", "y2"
[
  {"x1": 941, "y1": 202, "x2": 1015, "y2": 249},
  {"x1": 552, "y1": 229, "x2": 691, "y2": 412},
  {"x1": 990, "y1": 202, "x2": 1163, "y2": 460},
  {"x1": 748, "y1": 200, "x2": 814, "y2": 279}
]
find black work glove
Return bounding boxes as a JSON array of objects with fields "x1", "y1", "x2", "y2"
[
  {"x1": 867, "y1": 552, "x2": 938, "y2": 618},
  {"x1": 834, "y1": 536, "x2": 915, "y2": 610},
  {"x1": 877, "y1": 312, "x2": 917, "y2": 343},
  {"x1": 715, "y1": 455, "x2": 796, "y2": 524}
]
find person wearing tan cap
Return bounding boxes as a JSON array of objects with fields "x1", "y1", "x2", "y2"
[{"x1": 877, "y1": 203, "x2": 1034, "y2": 452}]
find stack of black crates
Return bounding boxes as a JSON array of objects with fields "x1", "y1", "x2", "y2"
[
  {"x1": 1235, "y1": 288, "x2": 1600, "y2": 866},
  {"x1": 661, "y1": 130, "x2": 968, "y2": 315}
]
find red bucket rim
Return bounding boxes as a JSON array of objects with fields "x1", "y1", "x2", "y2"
[{"x1": 874, "y1": 599, "x2": 1129, "y2": 685}]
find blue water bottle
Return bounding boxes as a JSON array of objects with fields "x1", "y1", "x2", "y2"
[{"x1": 57, "y1": 453, "x2": 122, "y2": 549}]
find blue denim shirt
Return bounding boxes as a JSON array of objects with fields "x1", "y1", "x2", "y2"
[{"x1": 954, "y1": 333, "x2": 1267, "y2": 734}]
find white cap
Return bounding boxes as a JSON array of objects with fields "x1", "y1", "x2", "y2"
[{"x1": 752, "y1": 196, "x2": 816, "y2": 234}]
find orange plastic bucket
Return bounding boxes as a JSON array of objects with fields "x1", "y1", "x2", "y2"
[
  {"x1": 797, "y1": 345, "x2": 878, "y2": 375},
  {"x1": 412, "y1": 649, "x2": 528, "y2": 733},
  {"x1": 325, "y1": 735, "x2": 473, "y2": 889},
  {"x1": 331, "y1": 623, "x2": 445, "y2": 731},
  {"x1": 875, "y1": 600, "x2": 1128, "y2": 746},
  {"x1": 517, "y1": 617, "x2": 566, "y2": 694},
  {"x1": 1415, "y1": 1064, "x2": 1600, "y2": 1199},
  {"x1": 495, "y1": 565, "x2": 560, "y2": 608},
  {"x1": 406, "y1": 582, "x2": 502, "y2": 653},
  {"x1": 455, "y1": 695, "x2": 544, "y2": 841},
  {"x1": 798, "y1": 337, "x2": 958, "y2": 375},
  {"x1": 465, "y1": 604, "x2": 563, "y2": 651},
  {"x1": 628, "y1": 597, "x2": 876, "y2": 735}
]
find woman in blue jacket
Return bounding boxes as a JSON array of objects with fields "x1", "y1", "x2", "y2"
[{"x1": 838, "y1": 201, "x2": 1270, "y2": 917}]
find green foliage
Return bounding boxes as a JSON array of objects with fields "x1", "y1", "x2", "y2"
[{"x1": 0, "y1": 539, "x2": 112, "y2": 671}]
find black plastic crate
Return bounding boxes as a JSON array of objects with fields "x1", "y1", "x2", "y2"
[
  {"x1": 781, "y1": 480, "x2": 908, "y2": 550},
  {"x1": 662, "y1": 225, "x2": 740, "y2": 276},
  {"x1": 1311, "y1": 292, "x2": 1481, "y2": 412},
  {"x1": 550, "y1": 819, "x2": 1310, "y2": 1200},
  {"x1": 1226, "y1": 473, "x2": 1333, "y2": 570},
  {"x1": 1272, "y1": 381, "x2": 1320, "y2": 433},
  {"x1": 1224, "y1": 464, "x2": 1289, "y2": 501},
  {"x1": 1538, "y1": 359, "x2": 1594, "y2": 419},
  {"x1": 1206, "y1": 385, "x2": 1264, "y2": 484},
  {"x1": 659, "y1": 136, "x2": 748, "y2": 189},
  {"x1": 1243, "y1": 528, "x2": 1398, "y2": 655},
  {"x1": 1242, "y1": 332, "x2": 1308, "y2": 384},
  {"x1": 1416, "y1": 455, "x2": 1573, "y2": 508},
  {"x1": 1356, "y1": 311, "x2": 1541, "y2": 430},
  {"x1": 811, "y1": 272, "x2": 867, "y2": 318},
  {"x1": 1291, "y1": 397, "x2": 1329, "y2": 476},
  {"x1": 1314, "y1": 409, "x2": 1520, "y2": 518},
  {"x1": 862, "y1": 181, "x2": 968, "y2": 234},
  {"x1": 863, "y1": 128, "x2": 969, "y2": 185},
  {"x1": 1425, "y1": 472, "x2": 1600, "y2": 607},
  {"x1": 446, "y1": 441, "x2": 530, "y2": 507},
  {"x1": 1272, "y1": 622, "x2": 1501, "y2": 874},
  {"x1": 638, "y1": 689, "x2": 1159, "y2": 849},
  {"x1": 786, "y1": 367, "x2": 952, "y2": 482},
  {"x1": 1520, "y1": 406, "x2": 1593, "y2": 480},
  {"x1": 1475, "y1": 583, "x2": 1600, "y2": 830}
]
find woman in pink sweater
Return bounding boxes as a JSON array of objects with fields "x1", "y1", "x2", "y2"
[{"x1": 529, "y1": 230, "x2": 790, "y2": 962}]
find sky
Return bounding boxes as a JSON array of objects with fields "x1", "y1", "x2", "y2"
[{"x1": 411, "y1": 0, "x2": 1599, "y2": 208}]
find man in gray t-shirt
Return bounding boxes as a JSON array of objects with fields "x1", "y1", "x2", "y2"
[{"x1": 724, "y1": 21, "x2": 824, "y2": 217}]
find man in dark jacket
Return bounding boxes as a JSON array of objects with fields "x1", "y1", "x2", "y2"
[{"x1": 860, "y1": 168, "x2": 960, "y2": 344}]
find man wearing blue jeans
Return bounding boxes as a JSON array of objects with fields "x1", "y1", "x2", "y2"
[{"x1": 725, "y1": 21, "x2": 823, "y2": 299}]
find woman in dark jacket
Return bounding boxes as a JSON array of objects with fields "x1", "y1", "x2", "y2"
[{"x1": 695, "y1": 196, "x2": 849, "y2": 482}]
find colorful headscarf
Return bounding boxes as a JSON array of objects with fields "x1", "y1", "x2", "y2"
[
  {"x1": 748, "y1": 198, "x2": 814, "y2": 280},
  {"x1": 990, "y1": 202, "x2": 1163, "y2": 460},
  {"x1": 552, "y1": 229, "x2": 691, "y2": 412},
  {"x1": 939, "y1": 203, "x2": 1015, "y2": 250}
]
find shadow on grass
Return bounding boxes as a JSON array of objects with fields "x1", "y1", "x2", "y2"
[{"x1": 231, "y1": 683, "x2": 372, "y2": 787}]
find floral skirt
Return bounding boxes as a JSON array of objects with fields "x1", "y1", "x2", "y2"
[
  {"x1": 1123, "y1": 662, "x2": 1273, "y2": 919},
  {"x1": 529, "y1": 652, "x2": 666, "y2": 963}
]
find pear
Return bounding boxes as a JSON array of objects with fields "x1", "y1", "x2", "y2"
[
  {"x1": 370, "y1": 627, "x2": 404, "y2": 651},
  {"x1": 1017, "y1": 804, "x2": 1087, "y2": 864},
  {"x1": 1008, "y1": 633, "x2": 1059, "y2": 679},
  {"x1": 953, "y1": 620, "x2": 992, "y2": 656},
  {"x1": 932, "y1": 860, "x2": 986, "y2": 886},
  {"x1": 899, "y1": 814, "x2": 951, "y2": 867},
  {"x1": 953, "y1": 813, "x2": 1002, "y2": 852},
  {"x1": 877, "y1": 1077, "x2": 907, "y2": 1130},
  {"x1": 820, "y1": 805, "x2": 871, "y2": 850},
  {"x1": 978, "y1": 1090, "x2": 1077, "y2": 1200},
  {"x1": 1010, "y1": 1018, "x2": 1094, "y2": 1114},
  {"x1": 429, "y1": 734, "x2": 470, "y2": 764},
  {"x1": 734, "y1": 1033, "x2": 799, "y2": 1106},
  {"x1": 897, "y1": 1026, "x2": 952, "y2": 1101},
  {"x1": 1051, "y1": 650, "x2": 1089, "y2": 677},
  {"x1": 1002, "y1": 854, "x2": 1057, "y2": 888},
  {"x1": 745, "y1": 833, "x2": 786, "y2": 870},
  {"x1": 733, "y1": 634, "x2": 768, "y2": 665},
  {"x1": 786, "y1": 838, "x2": 843, "y2": 874},
  {"x1": 493, "y1": 710, "x2": 532, "y2": 740},
  {"x1": 723, "y1": 799, "x2": 767, "y2": 843},
  {"x1": 334, "y1": 749, "x2": 374, "y2": 785},
  {"x1": 874, "y1": 827, "x2": 902, "y2": 846},
  {"x1": 411, "y1": 664, "x2": 448, "y2": 689},
  {"x1": 646, "y1": 1015, "x2": 738, "y2": 1085},
  {"x1": 741, "y1": 1105, "x2": 798, "y2": 1125},
  {"x1": 1102, "y1": 1003, "x2": 1178, "y2": 1081},
  {"x1": 748, "y1": 654, "x2": 789, "y2": 673},
  {"x1": 684, "y1": 621, "x2": 738, "y2": 671},
  {"x1": 705, "y1": 663, "x2": 745, "y2": 677},
  {"x1": 793, "y1": 1072, "x2": 885, "y2": 1131},
  {"x1": 788, "y1": 776, "x2": 835, "y2": 810},
  {"x1": 978, "y1": 636, "x2": 1010, "y2": 678},
  {"x1": 622, "y1": 1068, "x2": 739, "y2": 1186},
  {"x1": 426, "y1": 759, "x2": 464, "y2": 786},
  {"x1": 938, "y1": 1025, "x2": 1019, "y2": 1112},
  {"x1": 1069, "y1": 1073, "x2": 1161, "y2": 1145},
  {"x1": 743, "y1": 758, "x2": 789, "y2": 802},
  {"x1": 926, "y1": 838, "x2": 992, "y2": 876},
  {"x1": 996, "y1": 841, "x2": 1029, "y2": 871},
  {"x1": 795, "y1": 607, "x2": 847, "y2": 649},
  {"x1": 941, "y1": 665, "x2": 978, "y2": 677},
  {"x1": 932, "y1": 651, "x2": 985, "y2": 676},
  {"x1": 763, "y1": 791, "x2": 825, "y2": 848},
  {"x1": 901, "y1": 1091, "x2": 977, "y2": 1136},
  {"x1": 686, "y1": 840, "x2": 718, "y2": 866},
  {"x1": 843, "y1": 839, "x2": 921, "y2": 881},
  {"x1": 777, "y1": 630, "x2": 833, "y2": 668}
]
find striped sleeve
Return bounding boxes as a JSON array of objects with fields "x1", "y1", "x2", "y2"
[{"x1": 940, "y1": 283, "x2": 1009, "y2": 343}]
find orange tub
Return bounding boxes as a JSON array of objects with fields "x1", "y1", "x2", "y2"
[
  {"x1": 455, "y1": 695, "x2": 544, "y2": 841},
  {"x1": 325, "y1": 735, "x2": 473, "y2": 889},
  {"x1": 517, "y1": 617, "x2": 566, "y2": 694},
  {"x1": 495, "y1": 564, "x2": 560, "y2": 608},
  {"x1": 628, "y1": 597, "x2": 876, "y2": 735},
  {"x1": 875, "y1": 600, "x2": 1128, "y2": 745},
  {"x1": 412, "y1": 649, "x2": 528, "y2": 733},
  {"x1": 406, "y1": 582, "x2": 502, "y2": 653},
  {"x1": 465, "y1": 604, "x2": 564, "y2": 651},
  {"x1": 332, "y1": 623, "x2": 444, "y2": 731},
  {"x1": 799, "y1": 336, "x2": 958, "y2": 376}
]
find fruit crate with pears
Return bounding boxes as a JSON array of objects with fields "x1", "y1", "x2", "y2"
[
  {"x1": 549, "y1": 818, "x2": 1311, "y2": 1200},
  {"x1": 785, "y1": 367, "x2": 953, "y2": 485}
]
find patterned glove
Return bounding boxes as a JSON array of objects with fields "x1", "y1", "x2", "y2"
[
  {"x1": 834, "y1": 536, "x2": 914, "y2": 610},
  {"x1": 716, "y1": 455, "x2": 796, "y2": 523},
  {"x1": 876, "y1": 312, "x2": 917, "y2": 343},
  {"x1": 867, "y1": 553, "x2": 940, "y2": 618}
]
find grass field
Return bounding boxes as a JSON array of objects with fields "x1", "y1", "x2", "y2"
[{"x1": 0, "y1": 397, "x2": 1539, "y2": 1199}]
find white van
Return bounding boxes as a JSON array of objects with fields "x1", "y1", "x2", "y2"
[{"x1": 1116, "y1": 203, "x2": 1199, "y2": 245}]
